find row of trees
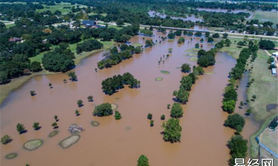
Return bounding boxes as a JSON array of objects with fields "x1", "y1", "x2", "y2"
[
  {"x1": 98, "y1": 45, "x2": 142, "y2": 69},
  {"x1": 221, "y1": 40, "x2": 258, "y2": 166},
  {"x1": 101, "y1": 72, "x2": 140, "y2": 95},
  {"x1": 173, "y1": 66, "x2": 204, "y2": 104}
]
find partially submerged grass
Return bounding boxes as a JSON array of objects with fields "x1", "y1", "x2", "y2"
[
  {"x1": 219, "y1": 38, "x2": 245, "y2": 59},
  {"x1": 90, "y1": 120, "x2": 100, "y2": 127},
  {"x1": 5, "y1": 152, "x2": 18, "y2": 160},
  {"x1": 48, "y1": 130, "x2": 59, "y2": 138},
  {"x1": 23, "y1": 139, "x2": 44, "y2": 151},
  {"x1": 160, "y1": 70, "x2": 170, "y2": 74},
  {"x1": 59, "y1": 134, "x2": 80, "y2": 149},
  {"x1": 155, "y1": 77, "x2": 163, "y2": 81}
]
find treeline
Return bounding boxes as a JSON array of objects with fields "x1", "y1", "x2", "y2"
[
  {"x1": 101, "y1": 72, "x2": 140, "y2": 95},
  {"x1": 221, "y1": 40, "x2": 258, "y2": 166},
  {"x1": 76, "y1": 39, "x2": 103, "y2": 54},
  {"x1": 98, "y1": 44, "x2": 142, "y2": 69}
]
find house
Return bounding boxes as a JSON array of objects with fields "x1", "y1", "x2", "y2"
[
  {"x1": 82, "y1": 20, "x2": 96, "y2": 28},
  {"x1": 271, "y1": 68, "x2": 277, "y2": 76}
]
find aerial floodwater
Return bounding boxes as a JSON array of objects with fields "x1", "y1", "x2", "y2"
[{"x1": 1, "y1": 31, "x2": 253, "y2": 166}]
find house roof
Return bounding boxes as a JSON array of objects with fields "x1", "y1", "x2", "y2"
[{"x1": 82, "y1": 20, "x2": 96, "y2": 26}]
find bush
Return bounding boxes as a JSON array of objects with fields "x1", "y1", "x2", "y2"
[
  {"x1": 77, "y1": 100, "x2": 83, "y2": 107},
  {"x1": 222, "y1": 100, "x2": 236, "y2": 113},
  {"x1": 93, "y1": 103, "x2": 113, "y2": 117},
  {"x1": 150, "y1": 120, "x2": 154, "y2": 127},
  {"x1": 163, "y1": 118, "x2": 182, "y2": 143},
  {"x1": 16, "y1": 123, "x2": 26, "y2": 134},
  {"x1": 33, "y1": 122, "x2": 41, "y2": 130},
  {"x1": 224, "y1": 113, "x2": 245, "y2": 132},
  {"x1": 30, "y1": 62, "x2": 42, "y2": 72},
  {"x1": 181, "y1": 63, "x2": 191, "y2": 73},
  {"x1": 170, "y1": 103, "x2": 183, "y2": 118}
]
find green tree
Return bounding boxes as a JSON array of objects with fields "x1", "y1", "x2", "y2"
[
  {"x1": 115, "y1": 111, "x2": 122, "y2": 120},
  {"x1": 93, "y1": 103, "x2": 113, "y2": 117},
  {"x1": 77, "y1": 99, "x2": 83, "y2": 107},
  {"x1": 170, "y1": 103, "x2": 183, "y2": 118},
  {"x1": 147, "y1": 113, "x2": 152, "y2": 120},
  {"x1": 228, "y1": 135, "x2": 248, "y2": 166},
  {"x1": 150, "y1": 120, "x2": 154, "y2": 127},
  {"x1": 68, "y1": 72, "x2": 77, "y2": 81},
  {"x1": 163, "y1": 118, "x2": 182, "y2": 143},
  {"x1": 87, "y1": 96, "x2": 94, "y2": 102},
  {"x1": 52, "y1": 122, "x2": 58, "y2": 129},
  {"x1": 224, "y1": 114, "x2": 245, "y2": 132},
  {"x1": 33, "y1": 122, "x2": 40, "y2": 130},
  {"x1": 161, "y1": 114, "x2": 165, "y2": 120},
  {"x1": 137, "y1": 155, "x2": 149, "y2": 166},
  {"x1": 16, "y1": 123, "x2": 26, "y2": 134},
  {"x1": 181, "y1": 63, "x2": 191, "y2": 73},
  {"x1": 178, "y1": 37, "x2": 185, "y2": 44},
  {"x1": 75, "y1": 110, "x2": 80, "y2": 116},
  {"x1": 222, "y1": 100, "x2": 236, "y2": 113},
  {"x1": 1, "y1": 135, "x2": 12, "y2": 144}
]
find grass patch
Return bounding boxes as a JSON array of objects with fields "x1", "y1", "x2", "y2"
[
  {"x1": 37, "y1": 3, "x2": 78, "y2": 14},
  {"x1": 59, "y1": 134, "x2": 80, "y2": 149},
  {"x1": 23, "y1": 139, "x2": 43, "y2": 151},
  {"x1": 247, "y1": 50, "x2": 278, "y2": 122},
  {"x1": 160, "y1": 70, "x2": 170, "y2": 74},
  {"x1": 252, "y1": 10, "x2": 278, "y2": 24},
  {"x1": 155, "y1": 77, "x2": 163, "y2": 81},
  {"x1": 189, "y1": 57, "x2": 198, "y2": 62},
  {"x1": 5, "y1": 152, "x2": 18, "y2": 160},
  {"x1": 48, "y1": 130, "x2": 59, "y2": 138},
  {"x1": 111, "y1": 103, "x2": 118, "y2": 111},
  {"x1": 220, "y1": 38, "x2": 245, "y2": 59}
]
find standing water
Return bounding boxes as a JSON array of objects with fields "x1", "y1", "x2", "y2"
[{"x1": 1, "y1": 31, "x2": 239, "y2": 166}]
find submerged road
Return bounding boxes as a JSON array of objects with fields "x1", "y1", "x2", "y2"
[{"x1": 140, "y1": 24, "x2": 278, "y2": 40}]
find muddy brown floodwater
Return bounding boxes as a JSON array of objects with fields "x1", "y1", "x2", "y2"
[{"x1": 1, "y1": 31, "x2": 251, "y2": 166}]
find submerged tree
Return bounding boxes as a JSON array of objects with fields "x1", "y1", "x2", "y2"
[
  {"x1": 33, "y1": 122, "x2": 41, "y2": 130},
  {"x1": 137, "y1": 155, "x2": 149, "y2": 166},
  {"x1": 52, "y1": 122, "x2": 58, "y2": 129},
  {"x1": 181, "y1": 63, "x2": 191, "y2": 73},
  {"x1": 68, "y1": 72, "x2": 77, "y2": 81},
  {"x1": 163, "y1": 118, "x2": 182, "y2": 143},
  {"x1": 77, "y1": 99, "x2": 83, "y2": 107},
  {"x1": 115, "y1": 111, "x2": 122, "y2": 120},
  {"x1": 147, "y1": 113, "x2": 152, "y2": 120},
  {"x1": 16, "y1": 123, "x2": 26, "y2": 134},
  {"x1": 170, "y1": 103, "x2": 183, "y2": 118},
  {"x1": 87, "y1": 96, "x2": 94, "y2": 102},
  {"x1": 1, "y1": 135, "x2": 12, "y2": 144},
  {"x1": 93, "y1": 103, "x2": 113, "y2": 117}
]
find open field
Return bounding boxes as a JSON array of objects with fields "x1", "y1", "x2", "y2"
[
  {"x1": 37, "y1": 2, "x2": 86, "y2": 14},
  {"x1": 247, "y1": 50, "x2": 278, "y2": 122},
  {"x1": 248, "y1": 50, "x2": 278, "y2": 157},
  {"x1": 252, "y1": 10, "x2": 278, "y2": 24}
]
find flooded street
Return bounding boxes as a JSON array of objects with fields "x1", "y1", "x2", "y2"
[{"x1": 1, "y1": 32, "x2": 251, "y2": 166}]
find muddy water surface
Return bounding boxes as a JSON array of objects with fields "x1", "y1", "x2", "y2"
[{"x1": 1, "y1": 32, "x2": 241, "y2": 166}]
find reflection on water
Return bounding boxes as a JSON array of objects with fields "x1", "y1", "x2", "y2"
[{"x1": 0, "y1": 31, "x2": 254, "y2": 166}]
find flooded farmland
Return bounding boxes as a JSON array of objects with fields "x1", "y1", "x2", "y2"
[{"x1": 0, "y1": 31, "x2": 255, "y2": 166}]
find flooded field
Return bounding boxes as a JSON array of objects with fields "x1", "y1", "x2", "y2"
[{"x1": 0, "y1": 31, "x2": 254, "y2": 165}]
